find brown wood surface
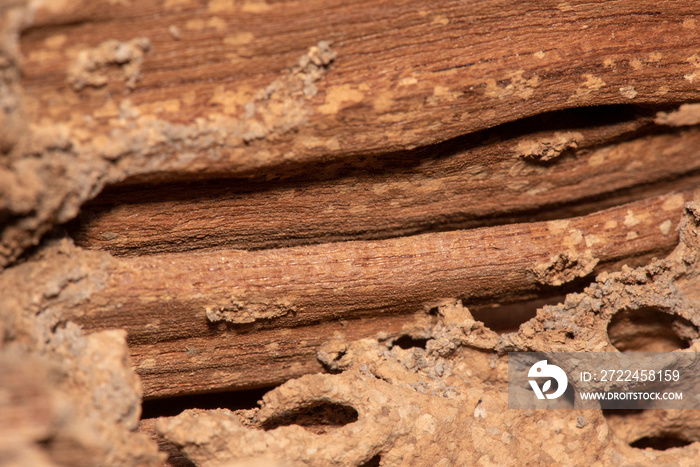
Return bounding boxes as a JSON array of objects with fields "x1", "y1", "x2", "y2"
[
  {"x1": 7, "y1": 0, "x2": 700, "y2": 402},
  {"x1": 135, "y1": 314, "x2": 414, "y2": 398},
  {"x1": 71, "y1": 126, "x2": 700, "y2": 256},
  {"x1": 6, "y1": 0, "x2": 700, "y2": 268},
  {"x1": 60, "y1": 190, "x2": 695, "y2": 397},
  {"x1": 19, "y1": 0, "x2": 700, "y2": 182}
]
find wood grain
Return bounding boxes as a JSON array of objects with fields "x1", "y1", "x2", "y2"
[
  {"x1": 8, "y1": 0, "x2": 700, "y2": 401},
  {"x1": 19, "y1": 0, "x2": 700, "y2": 181},
  {"x1": 71, "y1": 122, "x2": 700, "y2": 256},
  {"x1": 60, "y1": 190, "x2": 696, "y2": 397},
  {"x1": 6, "y1": 0, "x2": 700, "y2": 268}
]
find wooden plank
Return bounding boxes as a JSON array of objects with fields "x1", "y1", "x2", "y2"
[
  {"x1": 71, "y1": 126, "x2": 700, "y2": 256},
  {"x1": 19, "y1": 0, "x2": 700, "y2": 181},
  {"x1": 135, "y1": 314, "x2": 416, "y2": 398},
  {"x1": 59, "y1": 190, "x2": 696, "y2": 396}
]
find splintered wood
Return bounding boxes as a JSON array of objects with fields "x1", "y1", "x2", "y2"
[{"x1": 71, "y1": 128, "x2": 700, "y2": 256}]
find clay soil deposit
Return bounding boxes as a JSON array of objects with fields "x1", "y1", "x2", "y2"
[{"x1": 3, "y1": 1, "x2": 700, "y2": 466}]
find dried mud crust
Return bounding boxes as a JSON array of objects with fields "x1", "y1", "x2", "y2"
[
  {"x1": 1, "y1": 203, "x2": 698, "y2": 466},
  {"x1": 154, "y1": 204, "x2": 700, "y2": 467},
  {"x1": 0, "y1": 200, "x2": 698, "y2": 467},
  {"x1": 0, "y1": 240, "x2": 164, "y2": 466}
]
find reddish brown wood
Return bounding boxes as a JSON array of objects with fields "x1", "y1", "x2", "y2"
[
  {"x1": 135, "y1": 314, "x2": 414, "y2": 398},
  {"x1": 5, "y1": 0, "x2": 700, "y2": 269},
  {"x1": 6, "y1": 0, "x2": 700, "y2": 401},
  {"x1": 18, "y1": 0, "x2": 700, "y2": 181},
  {"x1": 60, "y1": 190, "x2": 696, "y2": 397},
  {"x1": 71, "y1": 128, "x2": 700, "y2": 256}
]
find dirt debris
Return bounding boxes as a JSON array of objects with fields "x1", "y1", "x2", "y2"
[
  {"x1": 515, "y1": 131, "x2": 584, "y2": 161},
  {"x1": 655, "y1": 103, "x2": 700, "y2": 127},
  {"x1": 240, "y1": 40, "x2": 336, "y2": 142},
  {"x1": 205, "y1": 297, "x2": 298, "y2": 324},
  {"x1": 530, "y1": 249, "x2": 599, "y2": 286},
  {"x1": 0, "y1": 239, "x2": 162, "y2": 466},
  {"x1": 66, "y1": 37, "x2": 151, "y2": 91},
  {"x1": 507, "y1": 202, "x2": 700, "y2": 355}
]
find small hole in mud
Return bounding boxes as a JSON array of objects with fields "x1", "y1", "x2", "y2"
[
  {"x1": 140, "y1": 385, "x2": 276, "y2": 419},
  {"x1": 262, "y1": 402, "x2": 359, "y2": 434},
  {"x1": 359, "y1": 454, "x2": 382, "y2": 467},
  {"x1": 603, "y1": 409, "x2": 699, "y2": 451},
  {"x1": 602, "y1": 408, "x2": 644, "y2": 417},
  {"x1": 392, "y1": 335, "x2": 429, "y2": 349},
  {"x1": 471, "y1": 294, "x2": 568, "y2": 334},
  {"x1": 607, "y1": 307, "x2": 699, "y2": 352},
  {"x1": 630, "y1": 435, "x2": 693, "y2": 450}
]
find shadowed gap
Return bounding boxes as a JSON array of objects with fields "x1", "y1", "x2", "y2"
[{"x1": 140, "y1": 385, "x2": 277, "y2": 419}]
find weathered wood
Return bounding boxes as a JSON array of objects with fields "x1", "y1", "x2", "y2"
[
  {"x1": 60, "y1": 190, "x2": 696, "y2": 397},
  {"x1": 8, "y1": 0, "x2": 700, "y2": 401},
  {"x1": 19, "y1": 0, "x2": 700, "y2": 182},
  {"x1": 5, "y1": 0, "x2": 700, "y2": 269},
  {"x1": 135, "y1": 314, "x2": 415, "y2": 398},
  {"x1": 5, "y1": 2, "x2": 700, "y2": 464},
  {"x1": 71, "y1": 126, "x2": 700, "y2": 256}
]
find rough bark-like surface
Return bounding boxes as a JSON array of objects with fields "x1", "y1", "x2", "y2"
[
  {"x1": 18, "y1": 0, "x2": 700, "y2": 180},
  {"x1": 3, "y1": 0, "x2": 700, "y2": 267},
  {"x1": 71, "y1": 124, "x2": 700, "y2": 256}
]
